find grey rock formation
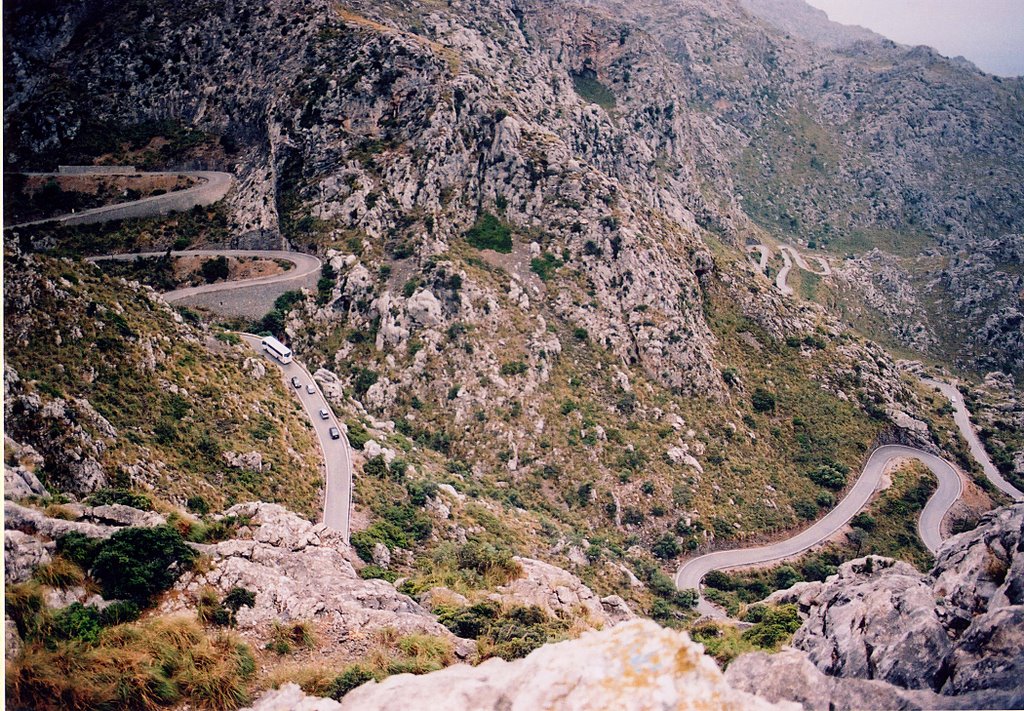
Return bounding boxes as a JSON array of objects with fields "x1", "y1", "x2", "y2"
[
  {"x1": 247, "y1": 620, "x2": 797, "y2": 711},
  {"x1": 5, "y1": 530, "x2": 53, "y2": 584},
  {"x1": 495, "y1": 556, "x2": 632, "y2": 627},
  {"x1": 773, "y1": 557, "x2": 951, "y2": 690},
  {"x1": 4, "y1": 500, "x2": 115, "y2": 540},
  {"x1": 244, "y1": 684, "x2": 341, "y2": 711},
  {"x1": 4, "y1": 464, "x2": 47, "y2": 499},
  {"x1": 80, "y1": 504, "x2": 167, "y2": 528},
  {"x1": 729, "y1": 503, "x2": 1024, "y2": 709},
  {"x1": 164, "y1": 503, "x2": 474, "y2": 656}
]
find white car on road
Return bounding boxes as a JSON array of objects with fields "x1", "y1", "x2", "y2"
[
  {"x1": 306, "y1": 383, "x2": 316, "y2": 394},
  {"x1": 319, "y1": 408, "x2": 330, "y2": 420}
]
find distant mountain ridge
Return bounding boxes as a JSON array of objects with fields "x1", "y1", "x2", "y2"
[{"x1": 738, "y1": 0, "x2": 882, "y2": 49}]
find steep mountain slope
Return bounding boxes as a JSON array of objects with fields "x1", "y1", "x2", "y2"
[
  {"x1": 4, "y1": 0, "x2": 1023, "y2": 706},
  {"x1": 3, "y1": 0, "x2": 990, "y2": 586},
  {"x1": 3, "y1": 250, "x2": 323, "y2": 514}
]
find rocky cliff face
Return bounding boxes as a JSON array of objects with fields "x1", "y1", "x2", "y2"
[{"x1": 725, "y1": 503, "x2": 1024, "y2": 709}]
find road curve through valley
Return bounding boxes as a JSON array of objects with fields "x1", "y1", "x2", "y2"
[
  {"x1": 923, "y1": 378, "x2": 1024, "y2": 500},
  {"x1": 87, "y1": 249, "x2": 348, "y2": 537},
  {"x1": 7, "y1": 171, "x2": 234, "y2": 228},
  {"x1": 237, "y1": 333, "x2": 353, "y2": 540},
  {"x1": 51, "y1": 180, "x2": 350, "y2": 537},
  {"x1": 87, "y1": 250, "x2": 322, "y2": 303},
  {"x1": 676, "y1": 444, "x2": 963, "y2": 618},
  {"x1": 775, "y1": 246, "x2": 794, "y2": 295},
  {"x1": 747, "y1": 245, "x2": 770, "y2": 273},
  {"x1": 781, "y1": 245, "x2": 831, "y2": 276}
]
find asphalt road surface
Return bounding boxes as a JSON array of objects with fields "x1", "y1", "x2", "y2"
[
  {"x1": 88, "y1": 249, "x2": 322, "y2": 304},
  {"x1": 238, "y1": 333, "x2": 353, "y2": 539},
  {"x1": 923, "y1": 378, "x2": 1024, "y2": 500},
  {"x1": 675, "y1": 444, "x2": 963, "y2": 618},
  {"x1": 8, "y1": 170, "x2": 233, "y2": 228}
]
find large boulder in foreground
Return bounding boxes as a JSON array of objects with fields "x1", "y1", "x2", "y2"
[
  {"x1": 163, "y1": 503, "x2": 473, "y2": 656},
  {"x1": 247, "y1": 619, "x2": 796, "y2": 711},
  {"x1": 727, "y1": 503, "x2": 1024, "y2": 710}
]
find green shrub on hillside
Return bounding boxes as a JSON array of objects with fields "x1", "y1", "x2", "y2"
[
  {"x1": 85, "y1": 488, "x2": 153, "y2": 511},
  {"x1": 806, "y1": 463, "x2": 848, "y2": 490},
  {"x1": 751, "y1": 388, "x2": 776, "y2": 413},
  {"x1": 91, "y1": 526, "x2": 197, "y2": 605},
  {"x1": 464, "y1": 213, "x2": 512, "y2": 253}
]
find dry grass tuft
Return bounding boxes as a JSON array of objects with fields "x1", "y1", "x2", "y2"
[{"x1": 6, "y1": 614, "x2": 256, "y2": 711}]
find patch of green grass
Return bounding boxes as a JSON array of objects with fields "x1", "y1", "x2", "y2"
[{"x1": 530, "y1": 252, "x2": 563, "y2": 281}]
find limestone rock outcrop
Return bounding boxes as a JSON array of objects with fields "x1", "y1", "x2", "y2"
[
  {"x1": 727, "y1": 504, "x2": 1024, "y2": 709},
  {"x1": 164, "y1": 503, "x2": 474, "y2": 656},
  {"x1": 494, "y1": 556, "x2": 633, "y2": 627},
  {"x1": 247, "y1": 620, "x2": 796, "y2": 711}
]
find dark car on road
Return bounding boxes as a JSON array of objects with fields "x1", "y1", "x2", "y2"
[
  {"x1": 329, "y1": 427, "x2": 341, "y2": 440},
  {"x1": 291, "y1": 377, "x2": 301, "y2": 388}
]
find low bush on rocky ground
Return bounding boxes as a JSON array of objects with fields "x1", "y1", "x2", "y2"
[
  {"x1": 264, "y1": 628, "x2": 457, "y2": 701},
  {"x1": 398, "y1": 540, "x2": 524, "y2": 595},
  {"x1": 690, "y1": 604, "x2": 801, "y2": 666},
  {"x1": 435, "y1": 601, "x2": 571, "y2": 661},
  {"x1": 463, "y1": 212, "x2": 512, "y2": 253}
]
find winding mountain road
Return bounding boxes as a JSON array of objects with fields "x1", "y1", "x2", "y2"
[
  {"x1": 87, "y1": 250, "x2": 349, "y2": 538},
  {"x1": 237, "y1": 333, "x2": 353, "y2": 539},
  {"x1": 675, "y1": 368, "x2": 1024, "y2": 618},
  {"x1": 781, "y1": 245, "x2": 831, "y2": 276},
  {"x1": 7, "y1": 170, "x2": 234, "y2": 228},
  {"x1": 38, "y1": 169, "x2": 351, "y2": 536},
  {"x1": 923, "y1": 378, "x2": 1024, "y2": 499},
  {"x1": 675, "y1": 445, "x2": 963, "y2": 617},
  {"x1": 749, "y1": 242, "x2": 831, "y2": 295}
]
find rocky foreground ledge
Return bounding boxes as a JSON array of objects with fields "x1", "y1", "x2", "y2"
[
  {"x1": 247, "y1": 619, "x2": 796, "y2": 711},
  {"x1": 726, "y1": 503, "x2": 1024, "y2": 710},
  {"x1": 248, "y1": 504, "x2": 1024, "y2": 711}
]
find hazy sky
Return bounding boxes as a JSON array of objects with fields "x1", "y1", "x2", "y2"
[{"x1": 804, "y1": 0, "x2": 1024, "y2": 76}]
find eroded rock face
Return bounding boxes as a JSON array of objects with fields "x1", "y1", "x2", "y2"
[
  {"x1": 246, "y1": 620, "x2": 796, "y2": 711},
  {"x1": 4, "y1": 464, "x2": 47, "y2": 499},
  {"x1": 729, "y1": 503, "x2": 1024, "y2": 709},
  {"x1": 494, "y1": 556, "x2": 633, "y2": 627},
  {"x1": 163, "y1": 503, "x2": 474, "y2": 656},
  {"x1": 5, "y1": 530, "x2": 53, "y2": 584},
  {"x1": 4, "y1": 500, "x2": 116, "y2": 541},
  {"x1": 772, "y1": 557, "x2": 951, "y2": 690}
]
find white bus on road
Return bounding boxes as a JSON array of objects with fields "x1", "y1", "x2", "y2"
[{"x1": 261, "y1": 336, "x2": 293, "y2": 364}]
